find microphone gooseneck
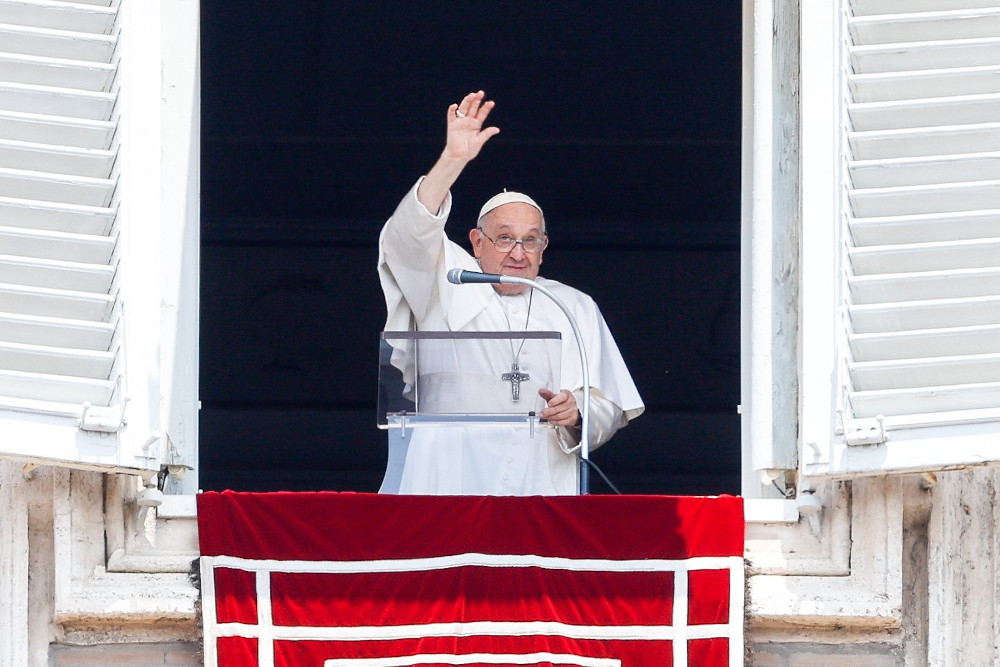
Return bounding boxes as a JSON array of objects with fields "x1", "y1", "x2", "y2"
[{"x1": 447, "y1": 269, "x2": 505, "y2": 285}]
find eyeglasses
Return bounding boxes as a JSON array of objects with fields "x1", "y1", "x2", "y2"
[{"x1": 477, "y1": 227, "x2": 548, "y2": 254}]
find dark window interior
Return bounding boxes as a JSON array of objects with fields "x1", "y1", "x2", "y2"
[{"x1": 199, "y1": 1, "x2": 742, "y2": 494}]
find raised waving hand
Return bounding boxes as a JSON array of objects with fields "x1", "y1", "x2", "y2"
[
  {"x1": 418, "y1": 90, "x2": 500, "y2": 213},
  {"x1": 443, "y1": 90, "x2": 501, "y2": 162}
]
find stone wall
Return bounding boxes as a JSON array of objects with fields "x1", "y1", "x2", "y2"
[
  {"x1": 747, "y1": 468, "x2": 1000, "y2": 665},
  {"x1": 0, "y1": 461, "x2": 200, "y2": 667}
]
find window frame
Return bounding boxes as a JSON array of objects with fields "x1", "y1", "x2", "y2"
[
  {"x1": 796, "y1": 0, "x2": 1000, "y2": 480},
  {"x1": 0, "y1": 0, "x2": 200, "y2": 490}
]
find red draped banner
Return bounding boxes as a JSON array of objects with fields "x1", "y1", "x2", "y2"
[{"x1": 198, "y1": 492, "x2": 745, "y2": 667}]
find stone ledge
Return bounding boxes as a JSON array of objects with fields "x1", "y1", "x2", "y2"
[
  {"x1": 746, "y1": 478, "x2": 904, "y2": 632},
  {"x1": 55, "y1": 568, "x2": 199, "y2": 623}
]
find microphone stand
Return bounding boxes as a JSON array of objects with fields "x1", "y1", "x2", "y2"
[{"x1": 448, "y1": 270, "x2": 591, "y2": 494}]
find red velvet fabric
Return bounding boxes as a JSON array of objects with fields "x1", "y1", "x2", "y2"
[{"x1": 198, "y1": 492, "x2": 744, "y2": 667}]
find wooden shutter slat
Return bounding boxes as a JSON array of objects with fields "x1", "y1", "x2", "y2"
[
  {"x1": 849, "y1": 93, "x2": 1000, "y2": 132},
  {"x1": 850, "y1": 65, "x2": 1000, "y2": 103},
  {"x1": 850, "y1": 353, "x2": 1000, "y2": 391},
  {"x1": 0, "y1": 81, "x2": 114, "y2": 119},
  {"x1": 850, "y1": 152, "x2": 1000, "y2": 188},
  {"x1": 0, "y1": 52, "x2": 115, "y2": 91},
  {"x1": 0, "y1": 23, "x2": 115, "y2": 61},
  {"x1": 849, "y1": 209, "x2": 1000, "y2": 245},
  {"x1": 852, "y1": 1, "x2": 1000, "y2": 18},
  {"x1": 0, "y1": 312, "x2": 113, "y2": 350},
  {"x1": 0, "y1": 368, "x2": 113, "y2": 404},
  {"x1": 850, "y1": 324, "x2": 1000, "y2": 361},
  {"x1": 849, "y1": 295, "x2": 1000, "y2": 333},
  {"x1": 850, "y1": 123, "x2": 1000, "y2": 160},
  {"x1": 0, "y1": 110, "x2": 115, "y2": 148},
  {"x1": 0, "y1": 0, "x2": 116, "y2": 34},
  {"x1": 849, "y1": 238, "x2": 1000, "y2": 274},
  {"x1": 0, "y1": 340, "x2": 114, "y2": 379},
  {"x1": 0, "y1": 196, "x2": 113, "y2": 235},
  {"x1": 850, "y1": 180, "x2": 1000, "y2": 217},
  {"x1": 0, "y1": 282, "x2": 113, "y2": 321},
  {"x1": 0, "y1": 167, "x2": 114, "y2": 206},
  {"x1": 849, "y1": 382, "x2": 1000, "y2": 418},
  {"x1": 850, "y1": 9, "x2": 1000, "y2": 45},
  {"x1": 852, "y1": 38, "x2": 1000, "y2": 74},
  {"x1": 849, "y1": 267, "x2": 1000, "y2": 303},
  {"x1": 0, "y1": 255, "x2": 115, "y2": 292},
  {"x1": 0, "y1": 138, "x2": 115, "y2": 177},
  {"x1": 0, "y1": 225, "x2": 114, "y2": 262}
]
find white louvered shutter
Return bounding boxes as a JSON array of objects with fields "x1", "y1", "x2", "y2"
[
  {"x1": 0, "y1": 0, "x2": 162, "y2": 473},
  {"x1": 803, "y1": 0, "x2": 1000, "y2": 477}
]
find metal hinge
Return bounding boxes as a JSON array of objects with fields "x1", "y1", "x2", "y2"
[
  {"x1": 842, "y1": 414, "x2": 887, "y2": 447},
  {"x1": 78, "y1": 400, "x2": 128, "y2": 433}
]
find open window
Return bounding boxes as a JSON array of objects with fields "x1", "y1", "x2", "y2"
[
  {"x1": 0, "y1": 0, "x2": 199, "y2": 486},
  {"x1": 800, "y1": 0, "x2": 1000, "y2": 479}
]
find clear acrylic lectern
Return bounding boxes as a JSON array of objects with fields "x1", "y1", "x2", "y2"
[{"x1": 377, "y1": 331, "x2": 562, "y2": 492}]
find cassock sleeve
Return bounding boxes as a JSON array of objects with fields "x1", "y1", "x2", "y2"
[
  {"x1": 378, "y1": 178, "x2": 486, "y2": 332},
  {"x1": 377, "y1": 178, "x2": 452, "y2": 330},
  {"x1": 554, "y1": 389, "x2": 629, "y2": 455}
]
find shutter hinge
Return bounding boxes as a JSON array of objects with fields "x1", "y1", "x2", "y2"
[
  {"x1": 842, "y1": 414, "x2": 887, "y2": 447},
  {"x1": 78, "y1": 401, "x2": 127, "y2": 433}
]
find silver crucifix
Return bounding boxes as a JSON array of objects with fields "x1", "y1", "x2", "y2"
[{"x1": 502, "y1": 361, "x2": 530, "y2": 402}]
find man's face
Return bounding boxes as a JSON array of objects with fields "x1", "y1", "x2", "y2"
[{"x1": 469, "y1": 202, "x2": 547, "y2": 295}]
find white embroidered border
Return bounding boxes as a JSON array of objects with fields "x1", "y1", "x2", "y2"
[
  {"x1": 209, "y1": 553, "x2": 737, "y2": 573},
  {"x1": 214, "y1": 620, "x2": 732, "y2": 641}
]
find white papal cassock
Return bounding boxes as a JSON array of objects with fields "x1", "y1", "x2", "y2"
[{"x1": 377, "y1": 178, "x2": 644, "y2": 495}]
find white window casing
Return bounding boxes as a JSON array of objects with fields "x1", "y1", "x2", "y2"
[
  {"x1": 742, "y1": 0, "x2": 802, "y2": 498},
  {"x1": 801, "y1": 0, "x2": 1000, "y2": 478},
  {"x1": 0, "y1": 0, "x2": 199, "y2": 487}
]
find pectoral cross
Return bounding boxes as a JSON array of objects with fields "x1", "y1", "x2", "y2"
[{"x1": 502, "y1": 361, "x2": 530, "y2": 402}]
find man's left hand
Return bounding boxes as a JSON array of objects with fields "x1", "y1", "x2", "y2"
[{"x1": 538, "y1": 388, "x2": 580, "y2": 428}]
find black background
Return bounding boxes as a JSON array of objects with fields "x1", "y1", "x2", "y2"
[{"x1": 199, "y1": 1, "x2": 743, "y2": 494}]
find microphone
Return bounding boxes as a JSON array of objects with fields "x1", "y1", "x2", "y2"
[{"x1": 447, "y1": 268, "x2": 508, "y2": 285}]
